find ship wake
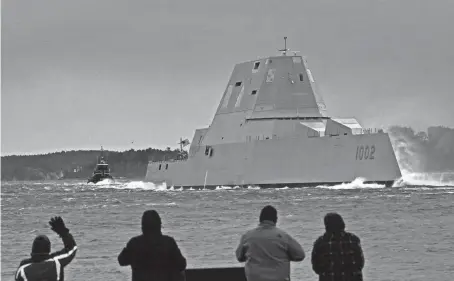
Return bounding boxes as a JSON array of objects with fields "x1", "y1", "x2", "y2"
[
  {"x1": 388, "y1": 126, "x2": 454, "y2": 187},
  {"x1": 393, "y1": 172, "x2": 454, "y2": 187}
]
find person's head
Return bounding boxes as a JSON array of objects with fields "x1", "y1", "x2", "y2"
[
  {"x1": 259, "y1": 205, "x2": 278, "y2": 224},
  {"x1": 141, "y1": 209, "x2": 162, "y2": 236},
  {"x1": 31, "y1": 235, "x2": 51, "y2": 256},
  {"x1": 324, "y1": 212, "x2": 345, "y2": 233}
]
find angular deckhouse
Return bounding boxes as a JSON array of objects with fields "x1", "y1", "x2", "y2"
[{"x1": 145, "y1": 48, "x2": 402, "y2": 188}]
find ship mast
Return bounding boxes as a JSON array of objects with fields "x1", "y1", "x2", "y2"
[
  {"x1": 98, "y1": 145, "x2": 104, "y2": 163},
  {"x1": 278, "y1": 37, "x2": 299, "y2": 56},
  {"x1": 177, "y1": 138, "x2": 190, "y2": 160},
  {"x1": 278, "y1": 36, "x2": 289, "y2": 56}
]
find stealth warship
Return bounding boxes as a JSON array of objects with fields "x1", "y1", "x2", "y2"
[{"x1": 145, "y1": 39, "x2": 402, "y2": 189}]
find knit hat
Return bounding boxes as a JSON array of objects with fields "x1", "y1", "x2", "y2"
[
  {"x1": 324, "y1": 213, "x2": 346, "y2": 233},
  {"x1": 31, "y1": 235, "x2": 51, "y2": 255},
  {"x1": 141, "y1": 210, "x2": 162, "y2": 235},
  {"x1": 259, "y1": 205, "x2": 278, "y2": 223}
]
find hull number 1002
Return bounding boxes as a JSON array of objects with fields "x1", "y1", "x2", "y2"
[{"x1": 356, "y1": 145, "x2": 375, "y2": 160}]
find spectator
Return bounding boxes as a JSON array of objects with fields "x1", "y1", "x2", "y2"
[
  {"x1": 235, "y1": 205, "x2": 305, "y2": 281},
  {"x1": 118, "y1": 210, "x2": 187, "y2": 281},
  {"x1": 311, "y1": 213, "x2": 365, "y2": 281},
  {"x1": 15, "y1": 216, "x2": 77, "y2": 281}
]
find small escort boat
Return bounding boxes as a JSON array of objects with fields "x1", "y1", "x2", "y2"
[{"x1": 87, "y1": 146, "x2": 114, "y2": 184}]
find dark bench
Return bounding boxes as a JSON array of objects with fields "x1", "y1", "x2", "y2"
[{"x1": 185, "y1": 267, "x2": 246, "y2": 281}]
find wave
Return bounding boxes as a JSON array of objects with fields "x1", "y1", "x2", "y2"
[
  {"x1": 215, "y1": 185, "x2": 241, "y2": 190},
  {"x1": 114, "y1": 181, "x2": 169, "y2": 191},
  {"x1": 316, "y1": 177, "x2": 385, "y2": 190},
  {"x1": 4, "y1": 173, "x2": 453, "y2": 194},
  {"x1": 80, "y1": 176, "x2": 454, "y2": 191}
]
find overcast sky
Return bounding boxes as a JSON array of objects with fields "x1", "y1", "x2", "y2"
[{"x1": 2, "y1": 0, "x2": 454, "y2": 155}]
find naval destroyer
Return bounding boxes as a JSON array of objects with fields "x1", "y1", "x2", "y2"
[{"x1": 145, "y1": 38, "x2": 402, "y2": 189}]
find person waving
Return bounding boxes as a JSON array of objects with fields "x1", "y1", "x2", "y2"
[{"x1": 15, "y1": 216, "x2": 78, "y2": 281}]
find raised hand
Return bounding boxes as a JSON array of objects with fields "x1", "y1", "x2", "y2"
[{"x1": 49, "y1": 216, "x2": 69, "y2": 236}]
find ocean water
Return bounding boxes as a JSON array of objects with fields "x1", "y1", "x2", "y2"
[{"x1": 2, "y1": 174, "x2": 454, "y2": 281}]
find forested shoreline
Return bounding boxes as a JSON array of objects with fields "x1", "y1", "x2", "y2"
[
  {"x1": 1, "y1": 147, "x2": 186, "y2": 181},
  {"x1": 2, "y1": 126, "x2": 453, "y2": 181}
]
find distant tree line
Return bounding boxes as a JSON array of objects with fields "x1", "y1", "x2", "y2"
[
  {"x1": 1, "y1": 147, "x2": 188, "y2": 181},
  {"x1": 2, "y1": 126, "x2": 453, "y2": 181}
]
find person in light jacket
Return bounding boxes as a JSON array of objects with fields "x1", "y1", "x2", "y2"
[{"x1": 235, "y1": 205, "x2": 305, "y2": 281}]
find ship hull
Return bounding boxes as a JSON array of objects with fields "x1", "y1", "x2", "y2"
[
  {"x1": 145, "y1": 132, "x2": 401, "y2": 188},
  {"x1": 87, "y1": 174, "x2": 114, "y2": 184},
  {"x1": 154, "y1": 181, "x2": 395, "y2": 190}
]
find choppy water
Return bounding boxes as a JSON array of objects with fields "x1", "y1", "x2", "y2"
[{"x1": 2, "y1": 174, "x2": 454, "y2": 281}]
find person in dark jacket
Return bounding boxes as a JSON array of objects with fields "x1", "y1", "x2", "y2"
[
  {"x1": 311, "y1": 213, "x2": 365, "y2": 281},
  {"x1": 118, "y1": 210, "x2": 187, "y2": 281},
  {"x1": 15, "y1": 216, "x2": 78, "y2": 281}
]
